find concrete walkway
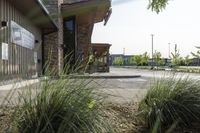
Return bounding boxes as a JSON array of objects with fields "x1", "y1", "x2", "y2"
[{"x1": 0, "y1": 78, "x2": 41, "y2": 91}]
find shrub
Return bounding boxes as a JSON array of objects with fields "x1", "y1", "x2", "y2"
[
  {"x1": 138, "y1": 77, "x2": 200, "y2": 132},
  {"x1": 7, "y1": 57, "x2": 112, "y2": 133},
  {"x1": 10, "y1": 77, "x2": 112, "y2": 133}
]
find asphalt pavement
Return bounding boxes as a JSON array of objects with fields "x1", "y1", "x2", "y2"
[
  {"x1": 89, "y1": 67, "x2": 200, "y2": 103},
  {"x1": 1, "y1": 67, "x2": 200, "y2": 104}
]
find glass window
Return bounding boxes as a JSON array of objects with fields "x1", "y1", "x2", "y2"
[{"x1": 64, "y1": 20, "x2": 74, "y2": 31}]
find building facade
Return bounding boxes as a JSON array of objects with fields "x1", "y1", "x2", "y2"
[
  {"x1": 90, "y1": 43, "x2": 111, "y2": 72},
  {"x1": 0, "y1": 0, "x2": 111, "y2": 79}
]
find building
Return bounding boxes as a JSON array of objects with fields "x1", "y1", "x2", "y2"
[
  {"x1": 89, "y1": 43, "x2": 111, "y2": 72},
  {"x1": 123, "y1": 55, "x2": 134, "y2": 65},
  {"x1": 109, "y1": 54, "x2": 124, "y2": 66},
  {"x1": 110, "y1": 54, "x2": 135, "y2": 66},
  {"x1": 190, "y1": 58, "x2": 200, "y2": 66},
  {"x1": 0, "y1": 0, "x2": 111, "y2": 79}
]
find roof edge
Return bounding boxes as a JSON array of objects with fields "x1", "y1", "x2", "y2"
[{"x1": 36, "y1": 0, "x2": 58, "y2": 31}]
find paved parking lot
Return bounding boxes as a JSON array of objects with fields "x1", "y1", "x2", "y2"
[
  {"x1": 1, "y1": 67, "x2": 200, "y2": 104},
  {"x1": 90, "y1": 67, "x2": 200, "y2": 103},
  {"x1": 92, "y1": 78, "x2": 149, "y2": 103}
]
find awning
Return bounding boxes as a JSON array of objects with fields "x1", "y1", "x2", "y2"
[
  {"x1": 61, "y1": 0, "x2": 111, "y2": 24},
  {"x1": 7, "y1": 0, "x2": 58, "y2": 33}
]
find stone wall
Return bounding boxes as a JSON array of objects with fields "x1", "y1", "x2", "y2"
[
  {"x1": 77, "y1": 23, "x2": 94, "y2": 62},
  {"x1": 43, "y1": 0, "x2": 64, "y2": 74},
  {"x1": 43, "y1": 32, "x2": 59, "y2": 74},
  {"x1": 43, "y1": 0, "x2": 96, "y2": 74}
]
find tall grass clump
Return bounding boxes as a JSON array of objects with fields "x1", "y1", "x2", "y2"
[
  {"x1": 139, "y1": 77, "x2": 200, "y2": 132},
  {"x1": 9, "y1": 60, "x2": 112, "y2": 133}
]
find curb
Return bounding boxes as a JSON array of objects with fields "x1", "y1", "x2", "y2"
[
  {"x1": 71, "y1": 75, "x2": 141, "y2": 79},
  {"x1": 0, "y1": 75, "x2": 141, "y2": 91}
]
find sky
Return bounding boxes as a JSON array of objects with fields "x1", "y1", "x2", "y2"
[{"x1": 92, "y1": 0, "x2": 200, "y2": 58}]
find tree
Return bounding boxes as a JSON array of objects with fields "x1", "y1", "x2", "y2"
[
  {"x1": 171, "y1": 44, "x2": 181, "y2": 66},
  {"x1": 141, "y1": 52, "x2": 149, "y2": 66},
  {"x1": 130, "y1": 56, "x2": 135, "y2": 65},
  {"x1": 133, "y1": 55, "x2": 143, "y2": 66},
  {"x1": 153, "y1": 50, "x2": 162, "y2": 68},
  {"x1": 184, "y1": 55, "x2": 191, "y2": 66},
  {"x1": 113, "y1": 57, "x2": 123, "y2": 66},
  {"x1": 124, "y1": 57, "x2": 133, "y2": 65},
  {"x1": 148, "y1": 0, "x2": 170, "y2": 13},
  {"x1": 159, "y1": 58, "x2": 165, "y2": 66},
  {"x1": 191, "y1": 46, "x2": 200, "y2": 66}
]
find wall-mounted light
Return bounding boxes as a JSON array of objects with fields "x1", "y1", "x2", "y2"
[
  {"x1": 37, "y1": 59, "x2": 41, "y2": 63},
  {"x1": 59, "y1": 44, "x2": 66, "y2": 49},
  {"x1": 35, "y1": 40, "x2": 39, "y2": 43},
  {"x1": 1, "y1": 21, "x2": 8, "y2": 27}
]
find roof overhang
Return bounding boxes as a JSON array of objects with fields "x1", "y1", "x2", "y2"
[
  {"x1": 91, "y1": 43, "x2": 112, "y2": 47},
  {"x1": 90, "y1": 43, "x2": 111, "y2": 56},
  {"x1": 7, "y1": 0, "x2": 58, "y2": 34},
  {"x1": 61, "y1": 0, "x2": 111, "y2": 24}
]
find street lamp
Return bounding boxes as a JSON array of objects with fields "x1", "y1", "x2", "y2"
[
  {"x1": 168, "y1": 43, "x2": 171, "y2": 59},
  {"x1": 151, "y1": 34, "x2": 154, "y2": 68}
]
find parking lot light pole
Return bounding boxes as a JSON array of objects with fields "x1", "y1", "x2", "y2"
[
  {"x1": 168, "y1": 43, "x2": 171, "y2": 59},
  {"x1": 151, "y1": 34, "x2": 154, "y2": 69}
]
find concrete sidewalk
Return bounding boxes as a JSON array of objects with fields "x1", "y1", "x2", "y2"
[
  {"x1": 0, "y1": 78, "x2": 41, "y2": 91},
  {"x1": 0, "y1": 72, "x2": 141, "y2": 91},
  {"x1": 0, "y1": 68, "x2": 145, "y2": 104}
]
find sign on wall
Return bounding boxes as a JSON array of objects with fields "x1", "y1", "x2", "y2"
[
  {"x1": 11, "y1": 21, "x2": 35, "y2": 49},
  {"x1": 2, "y1": 43, "x2": 8, "y2": 60},
  {"x1": 34, "y1": 52, "x2": 38, "y2": 64}
]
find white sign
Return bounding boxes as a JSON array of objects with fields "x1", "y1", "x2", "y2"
[
  {"x1": 2, "y1": 43, "x2": 8, "y2": 60},
  {"x1": 34, "y1": 52, "x2": 37, "y2": 64},
  {"x1": 11, "y1": 21, "x2": 35, "y2": 49}
]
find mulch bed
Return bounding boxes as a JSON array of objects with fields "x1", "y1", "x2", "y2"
[
  {"x1": 104, "y1": 103, "x2": 200, "y2": 133},
  {"x1": 0, "y1": 107, "x2": 15, "y2": 133},
  {"x1": 103, "y1": 102, "x2": 148, "y2": 133},
  {"x1": 0, "y1": 103, "x2": 145, "y2": 133}
]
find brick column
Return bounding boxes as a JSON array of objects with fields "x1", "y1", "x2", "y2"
[{"x1": 58, "y1": 0, "x2": 64, "y2": 74}]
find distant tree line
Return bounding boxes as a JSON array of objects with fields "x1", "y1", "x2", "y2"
[{"x1": 111, "y1": 46, "x2": 200, "y2": 67}]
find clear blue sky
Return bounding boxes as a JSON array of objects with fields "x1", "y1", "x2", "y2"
[{"x1": 92, "y1": 0, "x2": 200, "y2": 58}]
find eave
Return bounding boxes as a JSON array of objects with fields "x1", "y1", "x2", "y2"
[
  {"x1": 61, "y1": 0, "x2": 111, "y2": 24},
  {"x1": 7, "y1": 0, "x2": 58, "y2": 34}
]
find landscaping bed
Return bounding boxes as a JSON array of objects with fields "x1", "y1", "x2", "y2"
[
  {"x1": 1, "y1": 68, "x2": 200, "y2": 132},
  {"x1": 0, "y1": 107, "x2": 14, "y2": 133},
  {"x1": 1, "y1": 103, "x2": 200, "y2": 133},
  {"x1": 104, "y1": 103, "x2": 146, "y2": 133},
  {"x1": 115, "y1": 66, "x2": 200, "y2": 74},
  {"x1": 0, "y1": 103, "x2": 143, "y2": 133}
]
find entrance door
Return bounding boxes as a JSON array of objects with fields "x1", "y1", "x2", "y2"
[{"x1": 63, "y1": 17, "x2": 76, "y2": 67}]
